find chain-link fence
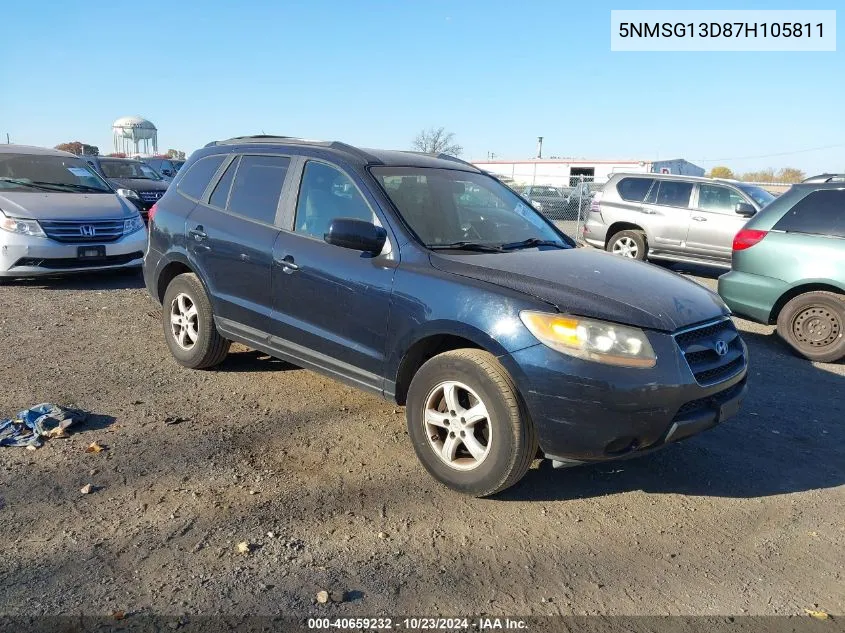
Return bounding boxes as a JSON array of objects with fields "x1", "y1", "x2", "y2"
[{"x1": 504, "y1": 175, "x2": 607, "y2": 244}]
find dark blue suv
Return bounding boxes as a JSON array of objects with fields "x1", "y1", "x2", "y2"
[{"x1": 143, "y1": 136, "x2": 748, "y2": 497}]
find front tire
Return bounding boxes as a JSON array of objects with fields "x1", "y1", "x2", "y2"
[
  {"x1": 406, "y1": 349, "x2": 538, "y2": 497},
  {"x1": 162, "y1": 273, "x2": 230, "y2": 369},
  {"x1": 607, "y1": 229, "x2": 647, "y2": 261},
  {"x1": 776, "y1": 291, "x2": 845, "y2": 362}
]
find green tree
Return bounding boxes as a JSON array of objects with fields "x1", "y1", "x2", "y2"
[
  {"x1": 55, "y1": 141, "x2": 99, "y2": 156},
  {"x1": 708, "y1": 166, "x2": 735, "y2": 179},
  {"x1": 165, "y1": 148, "x2": 186, "y2": 160},
  {"x1": 412, "y1": 127, "x2": 463, "y2": 157}
]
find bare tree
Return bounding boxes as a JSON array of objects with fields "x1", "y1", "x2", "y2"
[{"x1": 412, "y1": 127, "x2": 463, "y2": 157}]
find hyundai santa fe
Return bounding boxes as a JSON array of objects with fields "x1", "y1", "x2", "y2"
[{"x1": 143, "y1": 136, "x2": 748, "y2": 496}]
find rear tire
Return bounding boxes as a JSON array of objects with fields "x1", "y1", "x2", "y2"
[
  {"x1": 406, "y1": 349, "x2": 538, "y2": 497},
  {"x1": 776, "y1": 291, "x2": 845, "y2": 362},
  {"x1": 162, "y1": 273, "x2": 230, "y2": 369},
  {"x1": 607, "y1": 229, "x2": 647, "y2": 261}
]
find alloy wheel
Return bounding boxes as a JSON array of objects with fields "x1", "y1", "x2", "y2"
[
  {"x1": 170, "y1": 293, "x2": 199, "y2": 350},
  {"x1": 612, "y1": 236, "x2": 638, "y2": 258},
  {"x1": 423, "y1": 381, "x2": 492, "y2": 471}
]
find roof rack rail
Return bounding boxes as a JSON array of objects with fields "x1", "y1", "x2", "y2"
[
  {"x1": 401, "y1": 151, "x2": 479, "y2": 171},
  {"x1": 204, "y1": 135, "x2": 382, "y2": 164}
]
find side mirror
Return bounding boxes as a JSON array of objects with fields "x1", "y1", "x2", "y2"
[
  {"x1": 735, "y1": 202, "x2": 756, "y2": 217},
  {"x1": 325, "y1": 218, "x2": 387, "y2": 254}
]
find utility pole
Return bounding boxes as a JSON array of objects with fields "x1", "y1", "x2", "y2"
[{"x1": 5, "y1": 133, "x2": 9, "y2": 144}]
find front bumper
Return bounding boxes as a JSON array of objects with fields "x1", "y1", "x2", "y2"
[
  {"x1": 0, "y1": 228, "x2": 147, "y2": 277},
  {"x1": 718, "y1": 270, "x2": 786, "y2": 325},
  {"x1": 500, "y1": 327, "x2": 748, "y2": 464}
]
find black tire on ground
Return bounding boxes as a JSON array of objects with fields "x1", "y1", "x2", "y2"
[
  {"x1": 161, "y1": 272, "x2": 230, "y2": 369},
  {"x1": 606, "y1": 229, "x2": 648, "y2": 261},
  {"x1": 776, "y1": 291, "x2": 845, "y2": 363},
  {"x1": 405, "y1": 348, "x2": 538, "y2": 497}
]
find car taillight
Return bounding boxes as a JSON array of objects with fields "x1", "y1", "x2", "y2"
[
  {"x1": 733, "y1": 229, "x2": 767, "y2": 251},
  {"x1": 589, "y1": 192, "x2": 602, "y2": 213},
  {"x1": 148, "y1": 202, "x2": 159, "y2": 222}
]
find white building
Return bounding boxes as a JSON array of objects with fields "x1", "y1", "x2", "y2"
[{"x1": 472, "y1": 158, "x2": 705, "y2": 188}]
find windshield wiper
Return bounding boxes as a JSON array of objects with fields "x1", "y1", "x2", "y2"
[
  {"x1": 499, "y1": 237, "x2": 568, "y2": 250},
  {"x1": 0, "y1": 178, "x2": 55, "y2": 191},
  {"x1": 428, "y1": 241, "x2": 505, "y2": 253},
  {"x1": 29, "y1": 181, "x2": 108, "y2": 193}
]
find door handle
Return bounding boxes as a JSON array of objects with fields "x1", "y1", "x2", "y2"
[
  {"x1": 189, "y1": 226, "x2": 208, "y2": 241},
  {"x1": 692, "y1": 216, "x2": 707, "y2": 222},
  {"x1": 641, "y1": 208, "x2": 657, "y2": 215},
  {"x1": 275, "y1": 255, "x2": 299, "y2": 273}
]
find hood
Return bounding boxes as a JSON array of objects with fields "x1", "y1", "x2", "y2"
[
  {"x1": 106, "y1": 177, "x2": 169, "y2": 191},
  {"x1": 430, "y1": 248, "x2": 728, "y2": 332},
  {"x1": 0, "y1": 191, "x2": 135, "y2": 220}
]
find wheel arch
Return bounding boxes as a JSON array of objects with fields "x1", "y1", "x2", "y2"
[
  {"x1": 605, "y1": 221, "x2": 646, "y2": 248},
  {"x1": 769, "y1": 282, "x2": 845, "y2": 324},
  {"x1": 392, "y1": 325, "x2": 511, "y2": 405}
]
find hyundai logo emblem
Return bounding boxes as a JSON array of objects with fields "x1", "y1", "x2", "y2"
[
  {"x1": 79, "y1": 225, "x2": 96, "y2": 237},
  {"x1": 714, "y1": 340, "x2": 729, "y2": 356}
]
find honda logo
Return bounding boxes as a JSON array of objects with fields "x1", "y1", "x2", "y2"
[
  {"x1": 714, "y1": 340, "x2": 728, "y2": 356},
  {"x1": 79, "y1": 225, "x2": 96, "y2": 237}
]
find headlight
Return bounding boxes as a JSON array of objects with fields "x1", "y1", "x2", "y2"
[
  {"x1": 117, "y1": 188, "x2": 140, "y2": 199},
  {"x1": 0, "y1": 211, "x2": 46, "y2": 237},
  {"x1": 519, "y1": 311, "x2": 656, "y2": 368},
  {"x1": 532, "y1": 201, "x2": 544, "y2": 211},
  {"x1": 123, "y1": 214, "x2": 145, "y2": 235}
]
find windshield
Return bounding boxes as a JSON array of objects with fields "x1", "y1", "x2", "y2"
[
  {"x1": 373, "y1": 167, "x2": 569, "y2": 250},
  {"x1": 0, "y1": 153, "x2": 112, "y2": 193},
  {"x1": 737, "y1": 184, "x2": 775, "y2": 208},
  {"x1": 99, "y1": 159, "x2": 163, "y2": 180}
]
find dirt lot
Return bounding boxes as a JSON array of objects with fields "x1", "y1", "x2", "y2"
[{"x1": 0, "y1": 266, "x2": 842, "y2": 619}]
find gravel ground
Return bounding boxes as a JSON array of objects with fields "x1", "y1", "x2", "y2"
[{"x1": 0, "y1": 265, "x2": 842, "y2": 619}]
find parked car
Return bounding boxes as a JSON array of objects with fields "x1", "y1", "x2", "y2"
[
  {"x1": 84, "y1": 156, "x2": 169, "y2": 219},
  {"x1": 140, "y1": 157, "x2": 182, "y2": 180},
  {"x1": 565, "y1": 181, "x2": 603, "y2": 217},
  {"x1": 718, "y1": 183, "x2": 845, "y2": 362},
  {"x1": 584, "y1": 173, "x2": 775, "y2": 267},
  {"x1": 802, "y1": 173, "x2": 845, "y2": 184},
  {"x1": 519, "y1": 185, "x2": 569, "y2": 216},
  {"x1": 0, "y1": 145, "x2": 146, "y2": 278},
  {"x1": 144, "y1": 136, "x2": 747, "y2": 496}
]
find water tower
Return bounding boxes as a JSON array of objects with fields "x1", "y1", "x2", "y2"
[{"x1": 112, "y1": 116, "x2": 158, "y2": 156}]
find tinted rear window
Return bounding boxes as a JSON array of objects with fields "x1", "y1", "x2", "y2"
[
  {"x1": 616, "y1": 177, "x2": 654, "y2": 202},
  {"x1": 774, "y1": 189, "x2": 845, "y2": 238},
  {"x1": 177, "y1": 155, "x2": 225, "y2": 199},
  {"x1": 227, "y1": 155, "x2": 290, "y2": 224},
  {"x1": 654, "y1": 181, "x2": 693, "y2": 208}
]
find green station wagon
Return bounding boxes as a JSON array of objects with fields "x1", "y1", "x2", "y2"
[{"x1": 719, "y1": 184, "x2": 845, "y2": 362}]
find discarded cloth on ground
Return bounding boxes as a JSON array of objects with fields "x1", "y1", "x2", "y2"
[{"x1": 0, "y1": 404, "x2": 88, "y2": 448}]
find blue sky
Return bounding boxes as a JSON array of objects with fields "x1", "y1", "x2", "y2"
[{"x1": 2, "y1": 0, "x2": 842, "y2": 174}]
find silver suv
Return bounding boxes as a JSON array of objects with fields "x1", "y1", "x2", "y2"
[{"x1": 584, "y1": 173, "x2": 775, "y2": 267}]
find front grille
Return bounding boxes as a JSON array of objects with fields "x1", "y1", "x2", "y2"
[
  {"x1": 40, "y1": 219, "x2": 125, "y2": 244},
  {"x1": 674, "y1": 318, "x2": 746, "y2": 386},
  {"x1": 13, "y1": 251, "x2": 143, "y2": 270},
  {"x1": 138, "y1": 190, "x2": 164, "y2": 203}
]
